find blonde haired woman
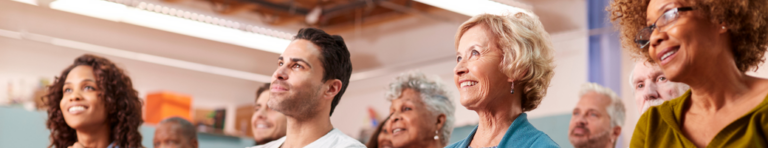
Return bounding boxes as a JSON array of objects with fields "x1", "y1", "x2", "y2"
[{"x1": 447, "y1": 12, "x2": 558, "y2": 148}]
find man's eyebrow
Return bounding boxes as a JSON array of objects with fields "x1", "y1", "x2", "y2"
[
  {"x1": 277, "y1": 57, "x2": 312, "y2": 68},
  {"x1": 290, "y1": 58, "x2": 312, "y2": 68}
]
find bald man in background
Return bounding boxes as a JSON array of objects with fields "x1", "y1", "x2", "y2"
[{"x1": 154, "y1": 117, "x2": 199, "y2": 148}]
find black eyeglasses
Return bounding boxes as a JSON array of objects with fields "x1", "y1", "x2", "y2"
[{"x1": 635, "y1": 7, "x2": 693, "y2": 49}]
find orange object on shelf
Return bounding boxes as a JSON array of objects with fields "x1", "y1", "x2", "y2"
[{"x1": 144, "y1": 91, "x2": 192, "y2": 125}]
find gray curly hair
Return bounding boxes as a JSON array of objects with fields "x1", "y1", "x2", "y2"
[{"x1": 385, "y1": 71, "x2": 455, "y2": 145}]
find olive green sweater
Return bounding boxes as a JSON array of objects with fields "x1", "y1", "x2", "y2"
[{"x1": 631, "y1": 91, "x2": 768, "y2": 148}]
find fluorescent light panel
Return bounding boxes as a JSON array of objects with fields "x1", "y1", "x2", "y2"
[
  {"x1": 49, "y1": 0, "x2": 290, "y2": 54},
  {"x1": 13, "y1": 0, "x2": 38, "y2": 5},
  {"x1": 0, "y1": 28, "x2": 271, "y2": 82},
  {"x1": 414, "y1": 0, "x2": 530, "y2": 16}
]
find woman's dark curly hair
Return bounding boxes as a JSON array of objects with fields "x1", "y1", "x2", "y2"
[
  {"x1": 45, "y1": 54, "x2": 144, "y2": 148},
  {"x1": 365, "y1": 115, "x2": 391, "y2": 148},
  {"x1": 609, "y1": 0, "x2": 768, "y2": 72}
]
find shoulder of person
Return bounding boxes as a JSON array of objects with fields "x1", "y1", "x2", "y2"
[
  {"x1": 528, "y1": 133, "x2": 559, "y2": 148},
  {"x1": 249, "y1": 137, "x2": 285, "y2": 148},
  {"x1": 329, "y1": 130, "x2": 366, "y2": 148},
  {"x1": 445, "y1": 139, "x2": 467, "y2": 148}
]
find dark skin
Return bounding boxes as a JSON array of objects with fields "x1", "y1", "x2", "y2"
[
  {"x1": 61, "y1": 66, "x2": 112, "y2": 148},
  {"x1": 646, "y1": 0, "x2": 768, "y2": 147},
  {"x1": 386, "y1": 89, "x2": 446, "y2": 148}
]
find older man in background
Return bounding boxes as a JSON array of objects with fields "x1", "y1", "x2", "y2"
[
  {"x1": 569, "y1": 83, "x2": 626, "y2": 148},
  {"x1": 154, "y1": 117, "x2": 199, "y2": 148},
  {"x1": 629, "y1": 62, "x2": 689, "y2": 113}
]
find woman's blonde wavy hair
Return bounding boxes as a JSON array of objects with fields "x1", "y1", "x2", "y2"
[{"x1": 455, "y1": 12, "x2": 556, "y2": 112}]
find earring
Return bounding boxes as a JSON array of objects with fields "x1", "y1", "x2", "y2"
[
  {"x1": 722, "y1": 26, "x2": 726, "y2": 30},
  {"x1": 434, "y1": 130, "x2": 439, "y2": 140},
  {"x1": 510, "y1": 81, "x2": 515, "y2": 94}
]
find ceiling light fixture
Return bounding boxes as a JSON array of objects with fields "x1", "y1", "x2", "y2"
[
  {"x1": 414, "y1": 0, "x2": 531, "y2": 16},
  {"x1": 49, "y1": 0, "x2": 293, "y2": 53},
  {"x1": 0, "y1": 28, "x2": 272, "y2": 82}
]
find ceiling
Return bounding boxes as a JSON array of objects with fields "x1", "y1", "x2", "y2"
[{"x1": 137, "y1": 0, "x2": 586, "y2": 79}]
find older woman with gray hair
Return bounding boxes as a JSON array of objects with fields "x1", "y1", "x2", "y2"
[
  {"x1": 447, "y1": 12, "x2": 558, "y2": 148},
  {"x1": 383, "y1": 71, "x2": 455, "y2": 148}
]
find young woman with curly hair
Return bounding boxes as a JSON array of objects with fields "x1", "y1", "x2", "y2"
[
  {"x1": 609, "y1": 0, "x2": 768, "y2": 147},
  {"x1": 46, "y1": 54, "x2": 144, "y2": 148}
]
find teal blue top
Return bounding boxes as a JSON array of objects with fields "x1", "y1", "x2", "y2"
[{"x1": 446, "y1": 113, "x2": 559, "y2": 148}]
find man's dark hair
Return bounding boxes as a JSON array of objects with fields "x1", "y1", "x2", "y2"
[
  {"x1": 159, "y1": 117, "x2": 197, "y2": 141},
  {"x1": 256, "y1": 83, "x2": 271, "y2": 100},
  {"x1": 294, "y1": 28, "x2": 352, "y2": 116}
]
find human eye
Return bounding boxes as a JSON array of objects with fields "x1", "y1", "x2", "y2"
[
  {"x1": 402, "y1": 106, "x2": 412, "y2": 112},
  {"x1": 84, "y1": 86, "x2": 96, "y2": 91},
  {"x1": 456, "y1": 56, "x2": 462, "y2": 62},
  {"x1": 657, "y1": 76, "x2": 668, "y2": 82},
  {"x1": 291, "y1": 64, "x2": 303, "y2": 69}
]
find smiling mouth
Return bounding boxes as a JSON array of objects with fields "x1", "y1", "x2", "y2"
[
  {"x1": 392, "y1": 128, "x2": 406, "y2": 135},
  {"x1": 460, "y1": 81, "x2": 477, "y2": 87},
  {"x1": 68, "y1": 106, "x2": 87, "y2": 114},
  {"x1": 660, "y1": 46, "x2": 680, "y2": 62}
]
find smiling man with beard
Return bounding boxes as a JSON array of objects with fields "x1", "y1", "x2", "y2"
[
  {"x1": 253, "y1": 28, "x2": 364, "y2": 148},
  {"x1": 569, "y1": 83, "x2": 626, "y2": 148}
]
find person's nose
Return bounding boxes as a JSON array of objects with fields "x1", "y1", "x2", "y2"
[
  {"x1": 389, "y1": 113, "x2": 401, "y2": 124},
  {"x1": 454, "y1": 60, "x2": 468, "y2": 77},
  {"x1": 255, "y1": 107, "x2": 268, "y2": 120},
  {"x1": 66, "y1": 89, "x2": 84, "y2": 102},
  {"x1": 273, "y1": 65, "x2": 289, "y2": 81},
  {"x1": 575, "y1": 113, "x2": 588, "y2": 125},
  {"x1": 649, "y1": 27, "x2": 670, "y2": 50},
  {"x1": 643, "y1": 82, "x2": 660, "y2": 100}
]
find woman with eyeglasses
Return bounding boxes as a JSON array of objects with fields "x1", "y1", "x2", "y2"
[{"x1": 609, "y1": 0, "x2": 768, "y2": 147}]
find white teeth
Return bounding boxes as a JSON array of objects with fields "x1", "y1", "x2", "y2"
[
  {"x1": 460, "y1": 81, "x2": 477, "y2": 87},
  {"x1": 392, "y1": 128, "x2": 403, "y2": 134},
  {"x1": 661, "y1": 49, "x2": 677, "y2": 61},
  {"x1": 68, "y1": 106, "x2": 85, "y2": 113},
  {"x1": 257, "y1": 124, "x2": 268, "y2": 128}
]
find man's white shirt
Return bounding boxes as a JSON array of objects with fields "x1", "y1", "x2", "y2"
[{"x1": 248, "y1": 128, "x2": 365, "y2": 148}]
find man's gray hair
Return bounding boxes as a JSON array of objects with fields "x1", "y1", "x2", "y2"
[
  {"x1": 580, "y1": 83, "x2": 625, "y2": 128},
  {"x1": 385, "y1": 71, "x2": 455, "y2": 145},
  {"x1": 159, "y1": 117, "x2": 197, "y2": 141}
]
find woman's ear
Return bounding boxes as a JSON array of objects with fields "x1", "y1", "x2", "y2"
[
  {"x1": 718, "y1": 22, "x2": 728, "y2": 34},
  {"x1": 435, "y1": 114, "x2": 446, "y2": 131}
]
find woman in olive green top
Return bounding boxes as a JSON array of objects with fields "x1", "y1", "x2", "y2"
[{"x1": 608, "y1": 0, "x2": 768, "y2": 147}]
